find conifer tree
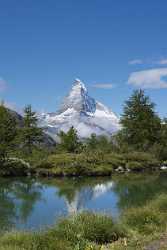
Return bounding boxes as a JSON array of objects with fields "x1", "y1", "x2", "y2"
[
  {"x1": 120, "y1": 89, "x2": 161, "y2": 150},
  {"x1": 59, "y1": 126, "x2": 80, "y2": 153},
  {"x1": 87, "y1": 133, "x2": 98, "y2": 150},
  {"x1": 0, "y1": 104, "x2": 17, "y2": 159},
  {"x1": 21, "y1": 105, "x2": 42, "y2": 154}
]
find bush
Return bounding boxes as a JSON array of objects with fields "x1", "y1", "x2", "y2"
[
  {"x1": 0, "y1": 231, "x2": 73, "y2": 250},
  {"x1": 32, "y1": 151, "x2": 161, "y2": 177},
  {"x1": 124, "y1": 152, "x2": 160, "y2": 170},
  {"x1": 126, "y1": 161, "x2": 144, "y2": 171},
  {"x1": 123, "y1": 205, "x2": 164, "y2": 235},
  {"x1": 0, "y1": 212, "x2": 125, "y2": 249},
  {"x1": 151, "y1": 194, "x2": 167, "y2": 213},
  {"x1": 48, "y1": 154, "x2": 76, "y2": 167},
  {"x1": 124, "y1": 152, "x2": 153, "y2": 162},
  {"x1": 0, "y1": 158, "x2": 31, "y2": 176},
  {"x1": 56, "y1": 212, "x2": 125, "y2": 244}
]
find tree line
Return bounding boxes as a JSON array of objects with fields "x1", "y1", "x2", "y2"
[
  {"x1": 1, "y1": 89, "x2": 167, "y2": 161},
  {"x1": 57, "y1": 89, "x2": 167, "y2": 160},
  {"x1": 0, "y1": 104, "x2": 42, "y2": 160}
]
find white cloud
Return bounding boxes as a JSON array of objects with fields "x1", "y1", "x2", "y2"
[
  {"x1": 0, "y1": 78, "x2": 7, "y2": 92},
  {"x1": 4, "y1": 101, "x2": 23, "y2": 115},
  {"x1": 128, "y1": 59, "x2": 143, "y2": 65},
  {"x1": 92, "y1": 84, "x2": 114, "y2": 89},
  {"x1": 129, "y1": 58, "x2": 167, "y2": 66},
  {"x1": 157, "y1": 59, "x2": 167, "y2": 65},
  {"x1": 128, "y1": 68, "x2": 167, "y2": 89}
]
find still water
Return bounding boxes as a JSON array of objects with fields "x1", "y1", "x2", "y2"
[{"x1": 0, "y1": 173, "x2": 167, "y2": 231}]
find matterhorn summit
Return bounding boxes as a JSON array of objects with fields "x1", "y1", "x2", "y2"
[{"x1": 38, "y1": 79, "x2": 120, "y2": 140}]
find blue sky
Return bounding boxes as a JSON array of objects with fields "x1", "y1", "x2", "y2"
[{"x1": 0, "y1": 0, "x2": 167, "y2": 117}]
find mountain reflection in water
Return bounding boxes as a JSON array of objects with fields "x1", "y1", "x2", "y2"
[
  {"x1": 66, "y1": 181, "x2": 114, "y2": 214},
  {"x1": 0, "y1": 173, "x2": 167, "y2": 231}
]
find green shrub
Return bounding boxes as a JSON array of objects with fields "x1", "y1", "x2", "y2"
[
  {"x1": 56, "y1": 212, "x2": 125, "y2": 245},
  {"x1": 0, "y1": 231, "x2": 73, "y2": 250},
  {"x1": 90, "y1": 165, "x2": 114, "y2": 176},
  {"x1": 124, "y1": 152, "x2": 153, "y2": 162},
  {"x1": 35, "y1": 159, "x2": 54, "y2": 169},
  {"x1": 0, "y1": 212, "x2": 125, "y2": 249},
  {"x1": 151, "y1": 194, "x2": 167, "y2": 213},
  {"x1": 29, "y1": 151, "x2": 161, "y2": 176},
  {"x1": 126, "y1": 161, "x2": 144, "y2": 171},
  {"x1": 124, "y1": 152, "x2": 160, "y2": 170},
  {"x1": 0, "y1": 158, "x2": 30, "y2": 176},
  {"x1": 123, "y1": 205, "x2": 164, "y2": 235}
]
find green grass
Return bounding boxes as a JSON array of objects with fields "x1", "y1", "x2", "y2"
[
  {"x1": 35, "y1": 151, "x2": 160, "y2": 177},
  {"x1": 0, "y1": 212, "x2": 125, "y2": 250},
  {"x1": 123, "y1": 205, "x2": 164, "y2": 235},
  {"x1": 56, "y1": 212, "x2": 126, "y2": 244},
  {"x1": 1, "y1": 150, "x2": 161, "y2": 177}
]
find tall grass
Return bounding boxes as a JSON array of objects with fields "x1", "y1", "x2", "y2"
[{"x1": 0, "y1": 212, "x2": 125, "y2": 250}]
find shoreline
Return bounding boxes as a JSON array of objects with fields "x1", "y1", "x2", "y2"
[{"x1": 0, "y1": 151, "x2": 166, "y2": 177}]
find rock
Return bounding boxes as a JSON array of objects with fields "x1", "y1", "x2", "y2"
[
  {"x1": 115, "y1": 166, "x2": 124, "y2": 173},
  {"x1": 160, "y1": 166, "x2": 167, "y2": 170}
]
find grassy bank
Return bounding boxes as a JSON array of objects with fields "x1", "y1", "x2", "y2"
[
  {"x1": 0, "y1": 193, "x2": 167, "y2": 250},
  {"x1": 0, "y1": 150, "x2": 162, "y2": 177}
]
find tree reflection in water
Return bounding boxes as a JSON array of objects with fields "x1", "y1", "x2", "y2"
[
  {"x1": 47, "y1": 173, "x2": 167, "y2": 216},
  {"x1": 0, "y1": 173, "x2": 167, "y2": 231},
  {"x1": 112, "y1": 172, "x2": 167, "y2": 210},
  {"x1": 49, "y1": 178, "x2": 114, "y2": 214},
  {"x1": 0, "y1": 178, "x2": 43, "y2": 231}
]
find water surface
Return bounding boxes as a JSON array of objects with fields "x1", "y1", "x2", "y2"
[{"x1": 0, "y1": 173, "x2": 167, "y2": 231}]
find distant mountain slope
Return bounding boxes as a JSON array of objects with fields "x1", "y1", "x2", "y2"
[
  {"x1": 38, "y1": 79, "x2": 120, "y2": 140},
  {"x1": 5, "y1": 107, "x2": 55, "y2": 147},
  {"x1": 7, "y1": 108, "x2": 24, "y2": 127}
]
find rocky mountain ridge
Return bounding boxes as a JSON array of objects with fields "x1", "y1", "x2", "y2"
[{"x1": 38, "y1": 79, "x2": 120, "y2": 140}]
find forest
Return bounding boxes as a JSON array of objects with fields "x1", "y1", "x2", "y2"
[{"x1": 0, "y1": 89, "x2": 167, "y2": 177}]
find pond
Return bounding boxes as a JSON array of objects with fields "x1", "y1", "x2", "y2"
[{"x1": 0, "y1": 172, "x2": 167, "y2": 231}]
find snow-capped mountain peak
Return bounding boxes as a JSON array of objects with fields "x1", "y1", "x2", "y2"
[
  {"x1": 73, "y1": 78, "x2": 86, "y2": 89},
  {"x1": 59, "y1": 79, "x2": 96, "y2": 114},
  {"x1": 38, "y1": 79, "x2": 120, "y2": 140}
]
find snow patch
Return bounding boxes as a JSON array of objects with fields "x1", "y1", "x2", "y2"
[{"x1": 38, "y1": 79, "x2": 120, "y2": 141}]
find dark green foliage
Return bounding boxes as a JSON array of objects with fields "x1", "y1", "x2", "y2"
[
  {"x1": 120, "y1": 89, "x2": 161, "y2": 150},
  {"x1": 112, "y1": 131, "x2": 130, "y2": 153},
  {"x1": 59, "y1": 126, "x2": 82, "y2": 153},
  {"x1": 1, "y1": 89, "x2": 167, "y2": 175},
  {"x1": 0, "y1": 158, "x2": 30, "y2": 176},
  {"x1": 122, "y1": 194, "x2": 167, "y2": 235},
  {"x1": 123, "y1": 205, "x2": 164, "y2": 235},
  {"x1": 124, "y1": 152, "x2": 159, "y2": 171},
  {"x1": 35, "y1": 151, "x2": 160, "y2": 177},
  {"x1": 0, "y1": 105, "x2": 17, "y2": 159},
  {"x1": 150, "y1": 118, "x2": 167, "y2": 160},
  {"x1": 126, "y1": 161, "x2": 144, "y2": 171},
  {"x1": 20, "y1": 105, "x2": 42, "y2": 154},
  {"x1": 86, "y1": 134, "x2": 112, "y2": 152},
  {"x1": 86, "y1": 133, "x2": 98, "y2": 149}
]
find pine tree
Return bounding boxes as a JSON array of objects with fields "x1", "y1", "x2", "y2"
[
  {"x1": 0, "y1": 104, "x2": 17, "y2": 159},
  {"x1": 59, "y1": 126, "x2": 81, "y2": 153},
  {"x1": 120, "y1": 89, "x2": 161, "y2": 150},
  {"x1": 87, "y1": 133, "x2": 98, "y2": 150},
  {"x1": 21, "y1": 105, "x2": 42, "y2": 154}
]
